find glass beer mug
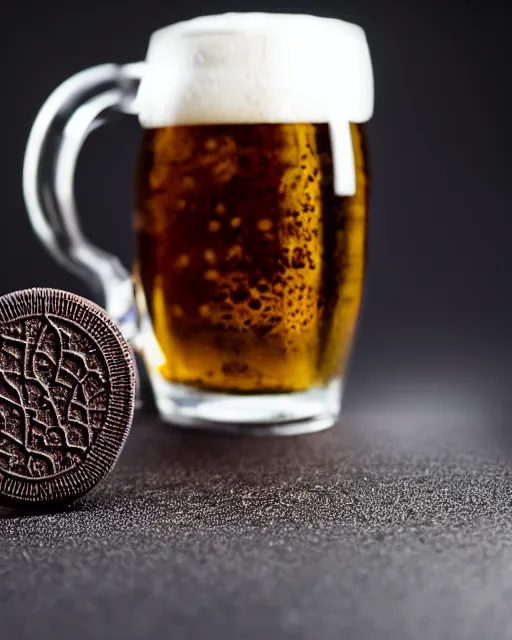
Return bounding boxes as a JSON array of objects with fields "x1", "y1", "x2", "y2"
[{"x1": 23, "y1": 13, "x2": 373, "y2": 435}]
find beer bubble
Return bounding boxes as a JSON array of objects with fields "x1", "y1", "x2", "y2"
[
  {"x1": 248, "y1": 299, "x2": 262, "y2": 311},
  {"x1": 226, "y1": 244, "x2": 243, "y2": 261},
  {"x1": 257, "y1": 219, "x2": 273, "y2": 232},
  {"x1": 203, "y1": 249, "x2": 217, "y2": 264},
  {"x1": 175, "y1": 254, "x2": 190, "y2": 268}
]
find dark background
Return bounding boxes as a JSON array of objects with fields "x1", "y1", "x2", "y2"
[{"x1": 0, "y1": 0, "x2": 510, "y2": 423}]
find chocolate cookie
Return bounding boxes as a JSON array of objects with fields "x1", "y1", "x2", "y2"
[{"x1": 0, "y1": 288, "x2": 135, "y2": 508}]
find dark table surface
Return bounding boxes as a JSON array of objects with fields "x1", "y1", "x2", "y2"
[{"x1": 1, "y1": 411, "x2": 511, "y2": 640}]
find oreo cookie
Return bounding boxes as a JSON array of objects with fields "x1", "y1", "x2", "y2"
[{"x1": 0, "y1": 288, "x2": 135, "y2": 508}]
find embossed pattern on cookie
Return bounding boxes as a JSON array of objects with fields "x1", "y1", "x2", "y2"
[{"x1": 0, "y1": 288, "x2": 135, "y2": 508}]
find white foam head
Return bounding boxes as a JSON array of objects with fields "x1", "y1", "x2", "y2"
[
  {"x1": 135, "y1": 13, "x2": 374, "y2": 196},
  {"x1": 136, "y1": 12, "x2": 373, "y2": 128}
]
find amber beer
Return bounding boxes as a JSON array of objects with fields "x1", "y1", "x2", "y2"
[{"x1": 134, "y1": 121, "x2": 367, "y2": 393}]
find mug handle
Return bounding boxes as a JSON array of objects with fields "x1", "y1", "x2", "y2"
[{"x1": 22, "y1": 63, "x2": 144, "y2": 341}]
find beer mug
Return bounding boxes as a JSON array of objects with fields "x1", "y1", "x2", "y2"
[{"x1": 23, "y1": 13, "x2": 373, "y2": 435}]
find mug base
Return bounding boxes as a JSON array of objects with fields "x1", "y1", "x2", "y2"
[{"x1": 150, "y1": 376, "x2": 342, "y2": 436}]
